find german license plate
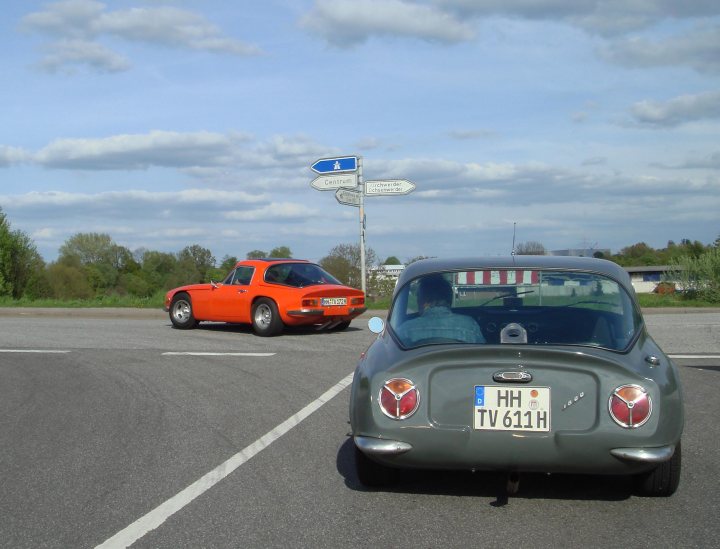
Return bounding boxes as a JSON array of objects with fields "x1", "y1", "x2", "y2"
[
  {"x1": 473, "y1": 386, "x2": 551, "y2": 432},
  {"x1": 321, "y1": 297, "x2": 346, "y2": 306}
]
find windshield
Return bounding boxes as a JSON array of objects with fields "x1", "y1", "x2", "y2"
[
  {"x1": 389, "y1": 269, "x2": 641, "y2": 351},
  {"x1": 264, "y1": 263, "x2": 342, "y2": 288}
]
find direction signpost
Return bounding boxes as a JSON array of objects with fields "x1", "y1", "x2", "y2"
[
  {"x1": 364, "y1": 179, "x2": 416, "y2": 196},
  {"x1": 311, "y1": 156, "x2": 358, "y2": 174},
  {"x1": 309, "y1": 155, "x2": 415, "y2": 294},
  {"x1": 335, "y1": 188, "x2": 361, "y2": 207},
  {"x1": 310, "y1": 173, "x2": 358, "y2": 191}
]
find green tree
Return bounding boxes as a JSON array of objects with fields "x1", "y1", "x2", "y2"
[
  {"x1": 246, "y1": 249, "x2": 267, "y2": 259},
  {"x1": 137, "y1": 250, "x2": 179, "y2": 292},
  {"x1": 319, "y1": 243, "x2": 377, "y2": 289},
  {"x1": 667, "y1": 247, "x2": 720, "y2": 303},
  {"x1": 46, "y1": 262, "x2": 93, "y2": 299},
  {"x1": 176, "y1": 244, "x2": 215, "y2": 284},
  {"x1": 383, "y1": 255, "x2": 402, "y2": 265},
  {"x1": 219, "y1": 255, "x2": 238, "y2": 272},
  {"x1": 515, "y1": 241, "x2": 546, "y2": 255},
  {"x1": 0, "y1": 208, "x2": 46, "y2": 299},
  {"x1": 269, "y1": 246, "x2": 292, "y2": 258}
]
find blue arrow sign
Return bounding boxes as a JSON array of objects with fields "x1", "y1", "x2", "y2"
[{"x1": 311, "y1": 156, "x2": 358, "y2": 174}]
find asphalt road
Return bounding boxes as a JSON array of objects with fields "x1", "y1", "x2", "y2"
[{"x1": 0, "y1": 309, "x2": 718, "y2": 548}]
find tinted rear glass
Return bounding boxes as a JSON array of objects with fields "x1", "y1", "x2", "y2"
[
  {"x1": 264, "y1": 263, "x2": 342, "y2": 287},
  {"x1": 389, "y1": 269, "x2": 641, "y2": 351}
]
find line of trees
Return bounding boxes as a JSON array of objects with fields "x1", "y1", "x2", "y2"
[{"x1": 1, "y1": 207, "x2": 719, "y2": 302}]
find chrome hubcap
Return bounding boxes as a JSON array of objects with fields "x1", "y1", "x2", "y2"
[
  {"x1": 173, "y1": 300, "x2": 191, "y2": 322},
  {"x1": 255, "y1": 304, "x2": 271, "y2": 327}
]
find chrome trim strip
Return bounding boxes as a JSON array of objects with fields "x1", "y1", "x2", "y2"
[
  {"x1": 354, "y1": 436, "x2": 412, "y2": 456},
  {"x1": 287, "y1": 309, "x2": 324, "y2": 317},
  {"x1": 610, "y1": 445, "x2": 675, "y2": 463}
]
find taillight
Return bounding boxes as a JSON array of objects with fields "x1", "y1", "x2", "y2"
[
  {"x1": 351, "y1": 297, "x2": 365, "y2": 305},
  {"x1": 379, "y1": 378, "x2": 419, "y2": 419},
  {"x1": 609, "y1": 385, "x2": 652, "y2": 428},
  {"x1": 302, "y1": 299, "x2": 318, "y2": 307}
]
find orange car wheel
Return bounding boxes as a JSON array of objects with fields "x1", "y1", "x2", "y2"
[
  {"x1": 170, "y1": 292, "x2": 198, "y2": 329},
  {"x1": 251, "y1": 298, "x2": 284, "y2": 337}
]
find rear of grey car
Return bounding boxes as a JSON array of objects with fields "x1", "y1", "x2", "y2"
[{"x1": 350, "y1": 257, "x2": 683, "y2": 496}]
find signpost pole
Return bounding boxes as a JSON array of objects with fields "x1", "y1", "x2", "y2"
[{"x1": 358, "y1": 156, "x2": 366, "y2": 294}]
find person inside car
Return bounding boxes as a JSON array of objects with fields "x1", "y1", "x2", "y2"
[{"x1": 397, "y1": 274, "x2": 485, "y2": 344}]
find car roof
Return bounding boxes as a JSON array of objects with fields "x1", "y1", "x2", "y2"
[
  {"x1": 236, "y1": 258, "x2": 312, "y2": 267},
  {"x1": 399, "y1": 256, "x2": 634, "y2": 292}
]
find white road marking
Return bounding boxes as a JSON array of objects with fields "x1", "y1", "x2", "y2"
[
  {"x1": 0, "y1": 349, "x2": 70, "y2": 353},
  {"x1": 95, "y1": 371, "x2": 355, "y2": 549},
  {"x1": 162, "y1": 352, "x2": 276, "y2": 357},
  {"x1": 669, "y1": 354, "x2": 720, "y2": 359}
]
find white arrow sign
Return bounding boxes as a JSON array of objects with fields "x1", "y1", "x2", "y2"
[
  {"x1": 364, "y1": 179, "x2": 415, "y2": 196},
  {"x1": 310, "y1": 173, "x2": 358, "y2": 191},
  {"x1": 335, "y1": 188, "x2": 361, "y2": 207}
]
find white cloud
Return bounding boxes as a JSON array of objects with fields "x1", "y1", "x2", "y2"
[
  {"x1": 224, "y1": 202, "x2": 318, "y2": 221},
  {"x1": 21, "y1": 0, "x2": 261, "y2": 73},
  {"x1": 602, "y1": 24, "x2": 720, "y2": 73},
  {"x1": 437, "y1": 0, "x2": 720, "y2": 35},
  {"x1": 629, "y1": 91, "x2": 720, "y2": 127},
  {"x1": 34, "y1": 131, "x2": 240, "y2": 169},
  {"x1": 0, "y1": 145, "x2": 31, "y2": 166},
  {"x1": 37, "y1": 38, "x2": 131, "y2": 73},
  {"x1": 301, "y1": 0, "x2": 475, "y2": 46}
]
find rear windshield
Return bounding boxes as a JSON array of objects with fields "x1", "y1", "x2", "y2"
[
  {"x1": 389, "y1": 269, "x2": 641, "y2": 351},
  {"x1": 264, "y1": 263, "x2": 342, "y2": 288}
]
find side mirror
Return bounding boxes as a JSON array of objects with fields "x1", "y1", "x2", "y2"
[
  {"x1": 210, "y1": 280, "x2": 219, "y2": 289},
  {"x1": 368, "y1": 317, "x2": 385, "y2": 334}
]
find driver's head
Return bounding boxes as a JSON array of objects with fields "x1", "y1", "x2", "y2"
[{"x1": 417, "y1": 274, "x2": 452, "y2": 309}]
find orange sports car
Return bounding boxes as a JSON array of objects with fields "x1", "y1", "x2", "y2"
[{"x1": 164, "y1": 259, "x2": 366, "y2": 336}]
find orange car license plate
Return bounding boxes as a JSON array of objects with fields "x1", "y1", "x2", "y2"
[{"x1": 321, "y1": 297, "x2": 347, "y2": 306}]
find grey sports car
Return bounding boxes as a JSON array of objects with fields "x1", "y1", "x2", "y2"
[{"x1": 350, "y1": 256, "x2": 683, "y2": 496}]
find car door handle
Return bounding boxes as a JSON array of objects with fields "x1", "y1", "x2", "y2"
[{"x1": 237, "y1": 289, "x2": 247, "y2": 294}]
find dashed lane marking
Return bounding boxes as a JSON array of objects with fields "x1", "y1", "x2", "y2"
[
  {"x1": 0, "y1": 349, "x2": 70, "y2": 353},
  {"x1": 162, "y1": 352, "x2": 276, "y2": 357}
]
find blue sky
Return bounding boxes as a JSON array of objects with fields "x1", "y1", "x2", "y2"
[{"x1": 1, "y1": 0, "x2": 719, "y2": 264}]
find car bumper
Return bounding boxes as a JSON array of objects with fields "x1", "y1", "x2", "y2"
[
  {"x1": 286, "y1": 307, "x2": 367, "y2": 318},
  {"x1": 352, "y1": 434, "x2": 678, "y2": 474}
]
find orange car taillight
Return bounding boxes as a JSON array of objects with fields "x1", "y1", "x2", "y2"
[
  {"x1": 609, "y1": 385, "x2": 652, "y2": 428},
  {"x1": 379, "y1": 378, "x2": 419, "y2": 420},
  {"x1": 351, "y1": 297, "x2": 365, "y2": 305},
  {"x1": 302, "y1": 299, "x2": 318, "y2": 307}
]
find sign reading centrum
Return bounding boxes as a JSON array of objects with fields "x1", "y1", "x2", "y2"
[
  {"x1": 364, "y1": 179, "x2": 416, "y2": 196},
  {"x1": 311, "y1": 156, "x2": 358, "y2": 174},
  {"x1": 310, "y1": 173, "x2": 358, "y2": 191}
]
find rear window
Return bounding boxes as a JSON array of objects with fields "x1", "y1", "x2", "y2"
[
  {"x1": 389, "y1": 269, "x2": 641, "y2": 351},
  {"x1": 264, "y1": 263, "x2": 341, "y2": 288}
]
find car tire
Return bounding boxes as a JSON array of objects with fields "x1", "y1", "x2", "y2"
[
  {"x1": 634, "y1": 442, "x2": 681, "y2": 497},
  {"x1": 251, "y1": 298, "x2": 284, "y2": 337},
  {"x1": 354, "y1": 445, "x2": 397, "y2": 488},
  {"x1": 169, "y1": 292, "x2": 198, "y2": 329}
]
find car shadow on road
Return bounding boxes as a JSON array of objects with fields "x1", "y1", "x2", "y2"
[
  {"x1": 336, "y1": 438, "x2": 632, "y2": 504},
  {"x1": 176, "y1": 322, "x2": 364, "y2": 336}
]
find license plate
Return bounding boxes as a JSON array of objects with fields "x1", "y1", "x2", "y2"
[
  {"x1": 321, "y1": 297, "x2": 346, "y2": 306},
  {"x1": 473, "y1": 386, "x2": 551, "y2": 432}
]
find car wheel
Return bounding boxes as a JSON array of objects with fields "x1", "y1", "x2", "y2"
[
  {"x1": 251, "y1": 298, "x2": 284, "y2": 337},
  {"x1": 331, "y1": 320, "x2": 351, "y2": 331},
  {"x1": 354, "y1": 445, "x2": 397, "y2": 487},
  {"x1": 634, "y1": 442, "x2": 681, "y2": 497},
  {"x1": 170, "y1": 292, "x2": 198, "y2": 329}
]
